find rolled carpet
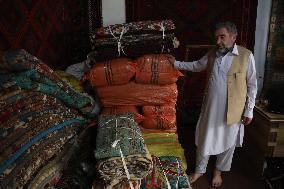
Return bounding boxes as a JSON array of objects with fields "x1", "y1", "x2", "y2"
[{"x1": 95, "y1": 113, "x2": 152, "y2": 188}]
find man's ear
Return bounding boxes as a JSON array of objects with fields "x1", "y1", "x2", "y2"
[{"x1": 231, "y1": 33, "x2": 237, "y2": 41}]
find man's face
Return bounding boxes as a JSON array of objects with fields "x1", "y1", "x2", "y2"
[{"x1": 215, "y1": 27, "x2": 237, "y2": 53}]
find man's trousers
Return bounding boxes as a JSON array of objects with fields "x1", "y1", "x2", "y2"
[{"x1": 195, "y1": 145, "x2": 236, "y2": 173}]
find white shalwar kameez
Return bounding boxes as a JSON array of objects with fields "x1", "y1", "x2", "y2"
[{"x1": 174, "y1": 44, "x2": 257, "y2": 161}]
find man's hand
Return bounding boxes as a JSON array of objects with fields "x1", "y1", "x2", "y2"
[
  {"x1": 165, "y1": 54, "x2": 176, "y2": 68},
  {"x1": 241, "y1": 116, "x2": 252, "y2": 125}
]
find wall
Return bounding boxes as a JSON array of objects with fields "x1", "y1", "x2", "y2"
[
  {"x1": 261, "y1": 0, "x2": 284, "y2": 98},
  {"x1": 102, "y1": 0, "x2": 125, "y2": 26},
  {"x1": 0, "y1": 0, "x2": 93, "y2": 69},
  {"x1": 254, "y1": 0, "x2": 272, "y2": 96}
]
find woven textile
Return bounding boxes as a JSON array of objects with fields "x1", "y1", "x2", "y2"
[
  {"x1": 95, "y1": 113, "x2": 152, "y2": 188},
  {"x1": 141, "y1": 156, "x2": 191, "y2": 189},
  {"x1": 142, "y1": 132, "x2": 187, "y2": 169},
  {"x1": 55, "y1": 70, "x2": 84, "y2": 92},
  {"x1": 0, "y1": 54, "x2": 89, "y2": 188},
  {"x1": 92, "y1": 33, "x2": 176, "y2": 62},
  {"x1": 0, "y1": 49, "x2": 98, "y2": 118},
  {"x1": 91, "y1": 20, "x2": 176, "y2": 62},
  {"x1": 23, "y1": 136, "x2": 71, "y2": 189},
  {"x1": 0, "y1": 125, "x2": 80, "y2": 189},
  {"x1": 95, "y1": 113, "x2": 147, "y2": 158},
  {"x1": 26, "y1": 158, "x2": 63, "y2": 189},
  {"x1": 107, "y1": 156, "x2": 191, "y2": 189},
  {"x1": 55, "y1": 126, "x2": 98, "y2": 189},
  {"x1": 93, "y1": 20, "x2": 175, "y2": 38}
]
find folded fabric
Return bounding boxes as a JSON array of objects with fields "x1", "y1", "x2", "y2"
[
  {"x1": 55, "y1": 70, "x2": 84, "y2": 92},
  {"x1": 55, "y1": 126, "x2": 98, "y2": 189},
  {"x1": 0, "y1": 88, "x2": 86, "y2": 188},
  {"x1": 95, "y1": 113, "x2": 152, "y2": 188},
  {"x1": 93, "y1": 19, "x2": 175, "y2": 38},
  {"x1": 0, "y1": 125, "x2": 79, "y2": 189},
  {"x1": 92, "y1": 33, "x2": 176, "y2": 61},
  {"x1": 110, "y1": 156, "x2": 192, "y2": 189},
  {"x1": 142, "y1": 132, "x2": 187, "y2": 169},
  {"x1": 26, "y1": 157, "x2": 63, "y2": 189},
  {"x1": 65, "y1": 61, "x2": 91, "y2": 80},
  {"x1": 97, "y1": 154, "x2": 153, "y2": 189},
  {"x1": 0, "y1": 49, "x2": 99, "y2": 118},
  {"x1": 140, "y1": 156, "x2": 191, "y2": 189}
]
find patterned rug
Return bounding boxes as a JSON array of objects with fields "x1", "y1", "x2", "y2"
[
  {"x1": 95, "y1": 113, "x2": 152, "y2": 188},
  {"x1": 0, "y1": 50, "x2": 95, "y2": 189}
]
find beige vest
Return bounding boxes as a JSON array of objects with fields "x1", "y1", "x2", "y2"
[{"x1": 206, "y1": 46, "x2": 251, "y2": 125}]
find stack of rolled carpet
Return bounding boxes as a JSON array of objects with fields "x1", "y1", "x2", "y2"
[
  {"x1": 85, "y1": 19, "x2": 192, "y2": 189},
  {"x1": 0, "y1": 49, "x2": 99, "y2": 189}
]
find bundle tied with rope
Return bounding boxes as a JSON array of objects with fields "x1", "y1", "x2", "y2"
[
  {"x1": 95, "y1": 113, "x2": 153, "y2": 189},
  {"x1": 90, "y1": 20, "x2": 178, "y2": 62}
]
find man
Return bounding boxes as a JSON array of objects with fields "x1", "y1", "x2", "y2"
[{"x1": 173, "y1": 22, "x2": 257, "y2": 187}]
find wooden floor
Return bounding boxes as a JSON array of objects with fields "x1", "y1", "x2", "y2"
[{"x1": 177, "y1": 124, "x2": 267, "y2": 189}]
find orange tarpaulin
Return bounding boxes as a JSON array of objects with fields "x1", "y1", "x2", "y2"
[
  {"x1": 142, "y1": 104, "x2": 176, "y2": 116},
  {"x1": 141, "y1": 115, "x2": 176, "y2": 130},
  {"x1": 101, "y1": 106, "x2": 144, "y2": 123},
  {"x1": 135, "y1": 54, "x2": 183, "y2": 85},
  {"x1": 83, "y1": 58, "x2": 136, "y2": 87},
  {"x1": 97, "y1": 82, "x2": 178, "y2": 106}
]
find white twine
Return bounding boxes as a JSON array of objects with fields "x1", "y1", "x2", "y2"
[
  {"x1": 102, "y1": 115, "x2": 145, "y2": 189},
  {"x1": 157, "y1": 157, "x2": 171, "y2": 189},
  {"x1": 137, "y1": 180, "x2": 142, "y2": 189},
  {"x1": 175, "y1": 157, "x2": 191, "y2": 189},
  {"x1": 160, "y1": 22, "x2": 166, "y2": 53},
  {"x1": 160, "y1": 22, "x2": 165, "y2": 39},
  {"x1": 108, "y1": 26, "x2": 128, "y2": 57},
  {"x1": 111, "y1": 139, "x2": 134, "y2": 189},
  {"x1": 111, "y1": 118, "x2": 134, "y2": 189},
  {"x1": 175, "y1": 157, "x2": 180, "y2": 189},
  {"x1": 101, "y1": 116, "x2": 143, "y2": 138},
  {"x1": 157, "y1": 156, "x2": 189, "y2": 189}
]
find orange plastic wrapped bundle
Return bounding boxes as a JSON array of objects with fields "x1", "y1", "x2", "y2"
[
  {"x1": 142, "y1": 104, "x2": 176, "y2": 116},
  {"x1": 135, "y1": 54, "x2": 183, "y2": 85},
  {"x1": 97, "y1": 82, "x2": 178, "y2": 106},
  {"x1": 101, "y1": 106, "x2": 144, "y2": 123},
  {"x1": 141, "y1": 115, "x2": 176, "y2": 130},
  {"x1": 84, "y1": 58, "x2": 136, "y2": 87}
]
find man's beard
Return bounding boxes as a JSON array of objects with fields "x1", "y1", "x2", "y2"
[{"x1": 217, "y1": 45, "x2": 230, "y2": 54}]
